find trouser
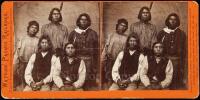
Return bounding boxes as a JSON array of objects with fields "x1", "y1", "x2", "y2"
[
  {"x1": 138, "y1": 82, "x2": 169, "y2": 90},
  {"x1": 51, "y1": 84, "x2": 83, "y2": 91},
  {"x1": 137, "y1": 82, "x2": 147, "y2": 90},
  {"x1": 101, "y1": 59, "x2": 114, "y2": 89},
  {"x1": 23, "y1": 84, "x2": 50, "y2": 91},
  {"x1": 14, "y1": 62, "x2": 28, "y2": 91},
  {"x1": 168, "y1": 56, "x2": 186, "y2": 89},
  {"x1": 109, "y1": 82, "x2": 138, "y2": 90},
  {"x1": 78, "y1": 56, "x2": 98, "y2": 90}
]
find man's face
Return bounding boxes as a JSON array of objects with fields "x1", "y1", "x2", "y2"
[
  {"x1": 52, "y1": 10, "x2": 61, "y2": 22},
  {"x1": 40, "y1": 39, "x2": 49, "y2": 52},
  {"x1": 141, "y1": 9, "x2": 150, "y2": 22},
  {"x1": 168, "y1": 15, "x2": 177, "y2": 29},
  {"x1": 128, "y1": 37, "x2": 137, "y2": 50},
  {"x1": 116, "y1": 22, "x2": 127, "y2": 34},
  {"x1": 153, "y1": 43, "x2": 163, "y2": 57},
  {"x1": 28, "y1": 25, "x2": 38, "y2": 36},
  {"x1": 65, "y1": 44, "x2": 75, "y2": 57},
  {"x1": 79, "y1": 16, "x2": 89, "y2": 29}
]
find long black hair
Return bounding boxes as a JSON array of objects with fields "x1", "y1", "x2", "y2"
[
  {"x1": 76, "y1": 13, "x2": 91, "y2": 28},
  {"x1": 37, "y1": 35, "x2": 53, "y2": 53},
  {"x1": 138, "y1": 6, "x2": 151, "y2": 21},
  {"x1": 48, "y1": 8, "x2": 63, "y2": 22},
  {"x1": 124, "y1": 34, "x2": 140, "y2": 53},
  {"x1": 165, "y1": 13, "x2": 180, "y2": 28},
  {"x1": 64, "y1": 42, "x2": 77, "y2": 56}
]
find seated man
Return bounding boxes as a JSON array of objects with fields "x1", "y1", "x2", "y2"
[
  {"x1": 14, "y1": 21, "x2": 39, "y2": 91},
  {"x1": 101, "y1": 18, "x2": 128, "y2": 89},
  {"x1": 53, "y1": 43, "x2": 86, "y2": 91},
  {"x1": 140, "y1": 42, "x2": 173, "y2": 90},
  {"x1": 24, "y1": 35, "x2": 56, "y2": 91},
  {"x1": 109, "y1": 35, "x2": 144, "y2": 90}
]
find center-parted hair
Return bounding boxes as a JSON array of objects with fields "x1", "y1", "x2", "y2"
[
  {"x1": 165, "y1": 13, "x2": 180, "y2": 28},
  {"x1": 152, "y1": 41, "x2": 165, "y2": 56},
  {"x1": 64, "y1": 42, "x2": 77, "y2": 50},
  {"x1": 124, "y1": 34, "x2": 140, "y2": 52},
  {"x1": 64, "y1": 42, "x2": 77, "y2": 56},
  {"x1": 138, "y1": 6, "x2": 151, "y2": 21},
  {"x1": 37, "y1": 35, "x2": 53, "y2": 52},
  {"x1": 48, "y1": 8, "x2": 63, "y2": 22},
  {"x1": 27, "y1": 20, "x2": 39, "y2": 35},
  {"x1": 116, "y1": 18, "x2": 128, "y2": 31},
  {"x1": 76, "y1": 13, "x2": 91, "y2": 27},
  {"x1": 152, "y1": 42, "x2": 164, "y2": 49}
]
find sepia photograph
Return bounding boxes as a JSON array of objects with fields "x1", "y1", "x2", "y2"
[
  {"x1": 101, "y1": 1, "x2": 188, "y2": 90},
  {"x1": 1, "y1": 0, "x2": 199, "y2": 99},
  {"x1": 13, "y1": 1, "x2": 100, "y2": 91}
]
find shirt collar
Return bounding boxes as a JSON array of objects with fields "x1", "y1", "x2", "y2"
[
  {"x1": 41, "y1": 52, "x2": 48, "y2": 57},
  {"x1": 163, "y1": 27, "x2": 178, "y2": 34},
  {"x1": 129, "y1": 50, "x2": 136, "y2": 55},
  {"x1": 74, "y1": 27, "x2": 89, "y2": 34}
]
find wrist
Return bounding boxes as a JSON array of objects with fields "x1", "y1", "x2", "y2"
[
  {"x1": 159, "y1": 83, "x2": 163, "y2": 88},
  {"x1": 40, "y1": 80, "x2": 45, "y2": 85},
  {"x1": 30, "y1": 82, "x2": 35, "y2": 86},
  {"x1": 117, "y1": 79, "x2": 121, "y2": 84},
  {"x1": 59, "y1": 85, "x2": 64, "y2": 89},
  {"x1": 127, "y1": 78, "x2": 131, "y2": 84}
]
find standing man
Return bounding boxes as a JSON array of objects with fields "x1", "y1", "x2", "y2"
[
  {"x1": 101, "y1": 18, "x2": 128, "y2": 89},
  {"x1": 140, "y1": 42, "x2": 173, "y2": 90},
  {"x1": 53, "y1": 43, "x2": 86, "y2": 91},
  {"x1": 14, "y1": 21, "x2": 39, "y2": 91},
  {"x1": 157, "y1": 13, "x2": 186, "y2": 89},
  {"x1": 41, "y1": 8, "x2": 68, "y2": 53},
  {"x1": 68, "y1": 13, "x2": 99, "y2": 90},
  {"x1": 130, "y1": 6, "x2": 157, "y2": 54},
  {"x1": 109, "y1": 35, "x2": 144, "y2": 90},
  {"x1": 23, "y1": 35, "x2": 57, "y2": 91}
]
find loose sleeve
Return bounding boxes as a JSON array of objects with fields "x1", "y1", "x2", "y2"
[
  {"x1": 62, "y1": 27, "x2": 69, "y2": 49},
  {"x1": 18, "y1": 38, "x2": 25, "y2": 58},
  {"x1": 24, "y1": 54, "x2": 36, "y2": 86},
  {"x1": 140, "y1": 56, "x2": 151, "y2": 87},
  {"x1": 53, "y1": 57, "x2": 64, "y2": 88},
  {"x1": 150, "y1": 26, "x2": 157, "y2": 48},
  {"x1": 13, "y1": 39, "x2": 21, "y2": 65},
  {"x1": 112, "y1": 51, "x2": 123, "y2": 83},
  {"x1": 160, "y1": 60, "x2": 173, "y2": 88},
  {"x1": 73, "y1": 60, "x2": 86, "y2": 88},
  {"x1": 41, "y1": 25, "x2": 46, "y2": 36},
  {"x1": 101, "y1": 34, "x2": 111, "y2": 60}
]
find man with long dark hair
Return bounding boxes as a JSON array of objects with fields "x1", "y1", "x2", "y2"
[
  {"x1": 52, "y1": 43, "x2": 86, "y2": 91},
  {"x1": 41, "y1": 8, "x2": 68, "y2": 52},
  {"x1": 130, "y1": 6, "x2": 157, "y2": 55},
  {"x1": 157, "y1": 13, "x2": 186, "y2": 89},
  {"x1": 23, "y1": 35, "x2": 57, "y2": 91},
  {"x1": 140, "y1": 42, "x2": 173, "y2": 90},
  {"x1": 68, "y1": 13, "x2": 99, "y2": 90},
  {"x1": 109, "y1": 35, "x2": 144, "y2": 90}
]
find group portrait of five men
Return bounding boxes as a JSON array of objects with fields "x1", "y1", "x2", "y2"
[{"x1": 14, "y1": 5, "x2": 187, "y2": 91}]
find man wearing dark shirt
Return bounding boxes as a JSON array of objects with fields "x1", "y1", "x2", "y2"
[
  {"x1": 157, "y1": 13, "x2": 187, "y2": 89},
  {"x1": 68, "y1": 13, "x2": 99, "y2": 90}
]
